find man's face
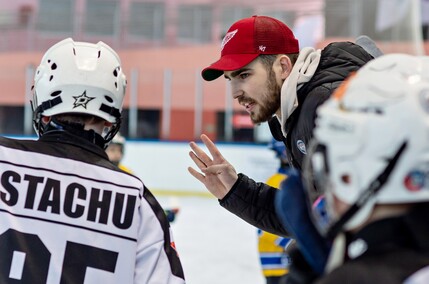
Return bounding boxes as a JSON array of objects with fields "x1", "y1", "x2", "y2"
[{"x1": 224, "y1": 59, "x2": 282, "y2": 124}]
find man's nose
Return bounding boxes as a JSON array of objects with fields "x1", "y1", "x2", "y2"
[{"x1": 230, "y1": 83, "x2": 242, "y2": 100}]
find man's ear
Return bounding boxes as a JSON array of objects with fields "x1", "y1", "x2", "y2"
[{"x1": 279, "y1": 55, "x2": 293, "y2": 80}]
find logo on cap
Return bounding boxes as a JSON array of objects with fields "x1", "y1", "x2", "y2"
[{"x1": 221, "y1": 29, "x2": 238, "y2": 51}]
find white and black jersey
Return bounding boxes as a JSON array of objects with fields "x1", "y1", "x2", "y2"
[{"x1": 0, "y1": 132, "x2": 185, "y2": 284}]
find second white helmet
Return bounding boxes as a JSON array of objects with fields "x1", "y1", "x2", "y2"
[{"x1": 305, "y1": 53, "x2": 429, "y2": 235}]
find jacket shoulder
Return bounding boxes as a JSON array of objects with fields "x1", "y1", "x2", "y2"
[
  {"x1": 322, "y1": 41, "x2": 374, "y2": 61},
  {"x1": 321, "y1": 41, "x2": 373, "y2": 71}
]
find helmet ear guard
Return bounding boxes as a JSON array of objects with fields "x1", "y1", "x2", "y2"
[
  {"x1": 323, "y1": 142, "x2": 407, "y2": 239},
  {"x1": 102, "y1": 120, "x2": 122, "y2": 148},
  {"x1": 31, "y1": 38, "x2": 126, "y2": 146}
]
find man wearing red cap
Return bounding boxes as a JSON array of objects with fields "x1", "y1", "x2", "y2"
[
  {"x1": 189, "y1": 14, "x2": 373, "y2": 223},
  {"x1": 188, "y1": 15, "x2": 373, "y2": 251}
]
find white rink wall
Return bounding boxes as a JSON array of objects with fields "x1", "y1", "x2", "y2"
[{"x1": 122, "y1": 140, "x2": 279, "y2": 194}]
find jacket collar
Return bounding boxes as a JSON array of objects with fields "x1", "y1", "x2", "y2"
[{"x1": 38, "y1": 130, "x2": 109, "y2": 160}]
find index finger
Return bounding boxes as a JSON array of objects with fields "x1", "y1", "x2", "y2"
[
  {"x1": 200, "y1": 134, "x2": 225, "y2": 161},
  {"x1": 189, "y1": 141, "x2": 213, "y2": 166}
]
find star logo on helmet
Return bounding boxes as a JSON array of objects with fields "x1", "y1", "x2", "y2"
[{"x1": 73, "y1": 91, "x2": 95, "y2": 109}]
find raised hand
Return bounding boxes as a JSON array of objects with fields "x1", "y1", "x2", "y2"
[{"x1": 188, "y1": 134, "x2": 238, "y2": 199}]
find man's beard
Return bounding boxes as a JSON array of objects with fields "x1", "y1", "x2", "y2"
[{"x1": 249, "y1": 68, "x2": 281, "y2": 124}]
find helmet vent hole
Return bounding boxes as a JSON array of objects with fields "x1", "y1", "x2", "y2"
[
  {"x1": 73, "y1": 48, "x2": 76, "y2": 55},
  {"x1": 105, "y1": 95, "x2": 113, "y2": 103},
  {"x1": 114, "y1": 82, "x2": 117, "y2": 88},
  {"x1": 341, "y1": 174, "x2": 351, "y2": 184},
  {"x1": 113, "y1": 68, "x2": 118, "y2": 77},
  {"x1": 49, "y1": 75, "x2": 53, "y2": 81},
  {"x1": 98, "y1": 51, "x2": 101, "y2": 58},
  {"x1": 50, "y1": 90, "x2": 62, "y2": 97},
  {"x1": 31, "y1": 85, "x2": 34, "y2": 91},
  {"x1": 51, "y1": 63, "x2": 57, "y2": 70},
  {"x1": 48, "y1": 59, "x2": 51, "y2": 63}
]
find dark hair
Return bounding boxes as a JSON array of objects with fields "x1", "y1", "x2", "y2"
[
  {"x1": 258, "y1": 53, "x2": 299, "y2": 70},
  {"x1": 54, "y1": 113, "x2": 105, "y2": 126}
]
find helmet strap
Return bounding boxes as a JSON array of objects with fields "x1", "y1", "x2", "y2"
[{"x1": 102, "y1": 118, "x2": 121, "y2": 149}]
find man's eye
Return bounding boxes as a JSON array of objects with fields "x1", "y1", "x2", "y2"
[{"x1": 239, "y1": 73, "x2": 249, "y2": 79}]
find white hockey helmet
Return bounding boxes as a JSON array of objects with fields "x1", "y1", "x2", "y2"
[
  {"x1": 304, "y1": 54, "x2": 429, "y2": 237},
  {"x1": 32, "y1": 38, "x2": 127, "y2": 136},
  {"x1": 111, "y1": 132, "x2": 126, "y2": 145}
]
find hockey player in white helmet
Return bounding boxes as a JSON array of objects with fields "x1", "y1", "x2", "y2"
[
  {"x1": 105, "y1": 132, "x2": 133, "y2": 174},
  {"x1": 32, "y1": 39, "x2": 126, "y2": 148},
  {"x1": 302, "y1": 54, "x2": 429, "y2": 283},
  {"x1": 0, "y1": 38, "x2": 185, "y2": 283}
]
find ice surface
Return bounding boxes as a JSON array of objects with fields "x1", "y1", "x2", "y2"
[{"x1": 157, "y1": 196, "x2": 265, "y2": 284}]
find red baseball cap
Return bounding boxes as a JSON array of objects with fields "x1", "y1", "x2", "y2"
[{"x1": 202, "y1": 15, "x2": 299, "y2": 81}]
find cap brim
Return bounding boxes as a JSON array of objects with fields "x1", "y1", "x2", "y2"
[{"x1": 201, "y1": 53, "x2": 259, "y2": 81}]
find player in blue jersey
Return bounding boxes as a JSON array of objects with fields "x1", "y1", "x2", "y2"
[{"x1": 257, "y1": 139, "x2": 292, "y2": 284}]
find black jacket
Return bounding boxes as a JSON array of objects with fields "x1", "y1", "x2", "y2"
[
  {"x1": 270, "y1": 41, "x2": 374, "y2": 170},
  {"x1": 221, "y1": 42, "x2": 374, "y2": 236},
  {"x1": 316, "y1": 204, "x2": 429, "y2": 284}
]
